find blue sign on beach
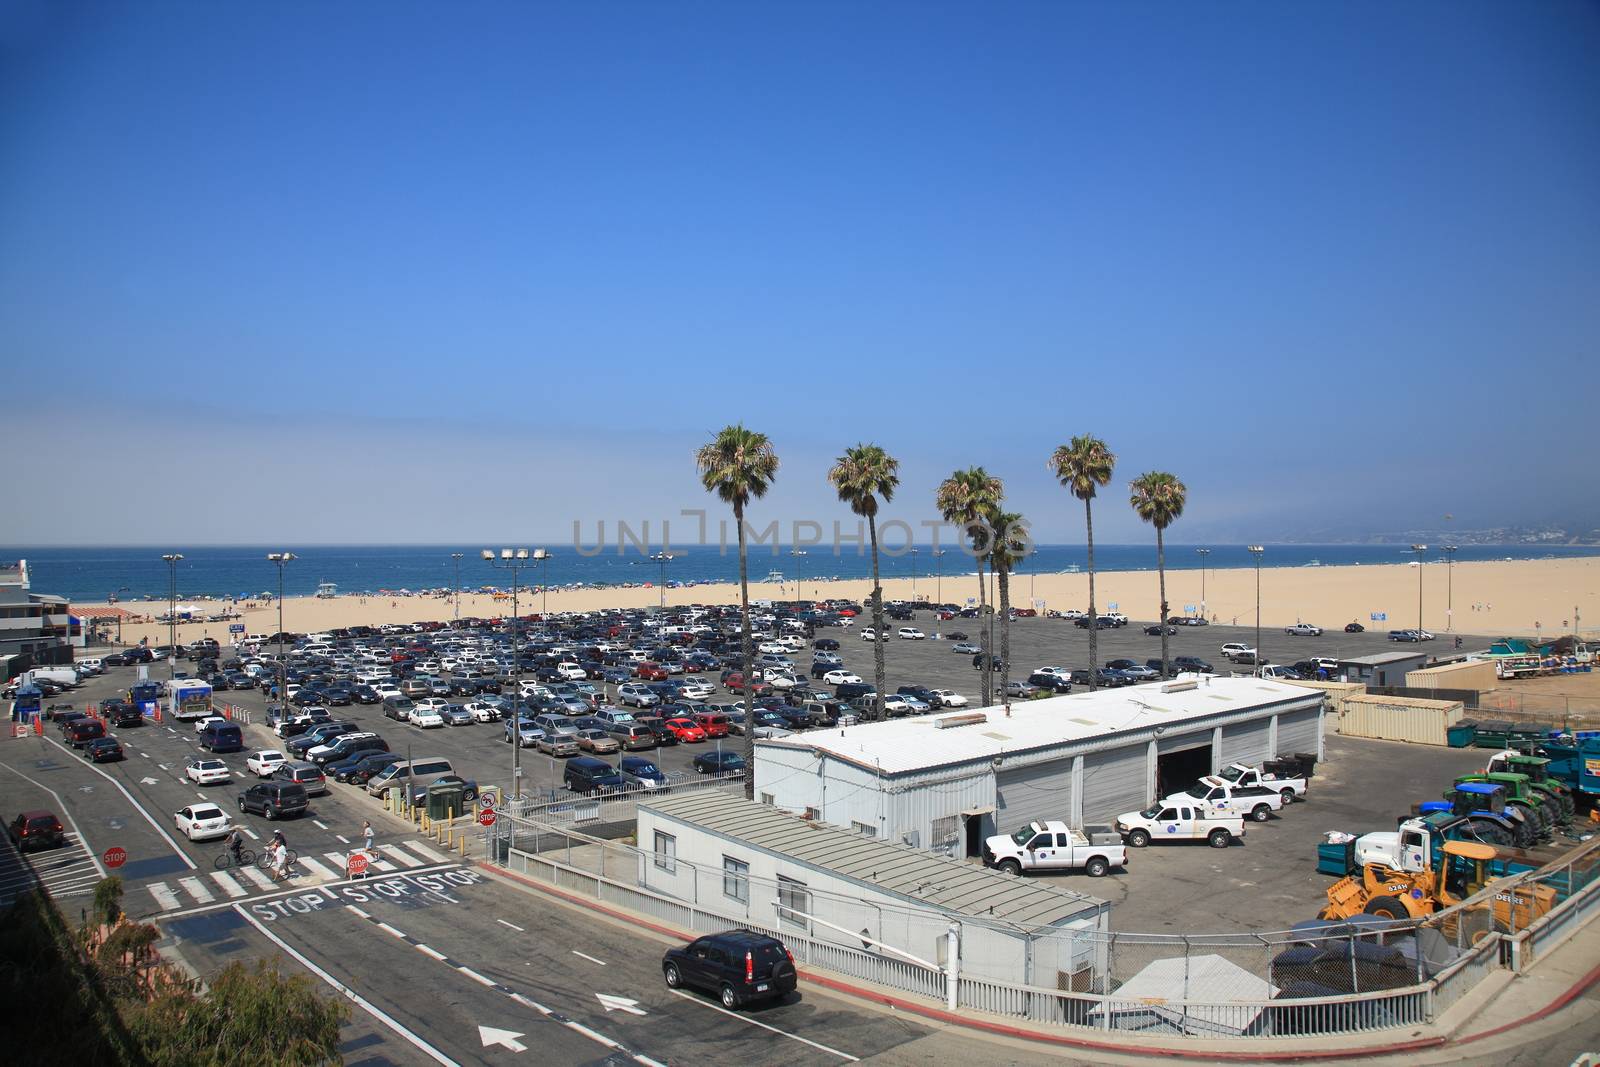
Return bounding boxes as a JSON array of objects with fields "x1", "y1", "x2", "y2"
[
  {"x1": 1108, "y1": 602, "x2": 1118, "y2": 611},
  {"x1": 229, "y1": 624, "x2": 246, "y2": 634},
  {"x1": 1370, "y1": 612, "x2": 1387, "y2": 622}
]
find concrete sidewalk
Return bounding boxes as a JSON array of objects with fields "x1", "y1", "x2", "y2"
[{"x1": 481, "y1": 858, "x2": 1600, "y2": 1064}]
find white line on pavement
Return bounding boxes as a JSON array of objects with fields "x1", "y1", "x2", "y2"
[
  {"x1": 403, "y1": 840, "x2": 450, "y2": 864},
  {"x1": 43, "y1": 736, "x2": 196, "y2": 871},
  {"x1": 0, "y1": 762, "x2": 110, "y2": 881},
  {"x1": 668, "y1": 989, "x2": 859, "y2": 1061},
  {"x1": 235, "y1": 864, "x2": 275, "y2": 890},
  {"x1": 377, "y1": 844, "x2": 423, "y2": 868},
  {"x1": 241, "y1": 827, "x2": 259, "y2": 840},
  {"x1": 571, "y1": 950, "x2": 606, "y2": 966},
  {"x1": 177, "y1": 876, "x2": 215, "y2": 904},
  {"x1": 336, "y1": 834, "x2": 350, "y2": 844},
  {"x1": 313, "y1": 820, "x2": 329, "y2": 830},
  {"x1": 377, "y1": 922, "x2": 407, "y2": 939},
  {"x1": 457, "y1": 966, "x2": 496, "y2": 987},
  {"x1": 296, "y1": 856, "x2": 338, "y2": 881},
  {"x1": 417, "y1": 944, "x2": 448, "y2": 961},
  {"x1": 148, "y1": 883, "x2": 181, "y2": 911},
  {"x1": 209, "y1": 871, "x2": 248, "y2": 898},
  {"x1": 235, "y1": 905, "x2": 458, "y2": 1067},
  {"x1": 346, "y1": 904, "x2": 371, "y2": 919},
  {"x1": 497, "y1": 919, "x2": 524, "y2": 932}
]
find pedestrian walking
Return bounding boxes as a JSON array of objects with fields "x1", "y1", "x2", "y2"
[{"x1": 363, "y1": 819, "x2": 375, "y2": 856}]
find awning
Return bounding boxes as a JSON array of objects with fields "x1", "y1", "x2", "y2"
[{"x1": 961, "y1": 806, "x2": 995, "y2": 818}]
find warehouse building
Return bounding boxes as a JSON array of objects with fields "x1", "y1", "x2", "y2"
[
  {"x1": 754, "y1": 676, "x2": 1324, "y2": 859},
  {"x1": 637, "y1": 790, "x2": 1110, "y2": 988},
  {"x1": 1335, "y1": 650, "x2": 1430, "y2": 686}
]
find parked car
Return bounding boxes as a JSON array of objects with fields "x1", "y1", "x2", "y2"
[
  {"x1": 576, "y1": 728, "x2": 621, "y2": 755},
  {"x1": 9, "y1": 810, "x2": 66, "y2": 851},
  {"x1": 564, "y1": 756, "x2": 624, "y2": 795},
  {"x1": 237, "y1": 781, "x2": 310, "y2": 820},
  {"x1": 405, "y1": 774, "x2": 478, "y2": 806},
  {"x1": 928, "y1": 689, "x2": 969, "y2": 708},
  {"x1": 897, "y1": 627, "x2": 926, "y2": 640},
  {"x1": 1344, "y1": 622, "x2": 1365, "y2": 633},
  {"x1": 247, "y1": 750, "x2": 288, "y2": 778},
  {"x1": 951, "y1": 642, "x2": 981, "y2": 654},
  {"x1": 693, "y1": 750, "x2": 746, "y2": 776},
  {"x1": 1284, "y1": 623, "x2": 1323, "y2": 637},
  {"x1": 1143, "y1": 624, "x2": 1178, "y2": 636},
  {"x1": 619, "y1": 755, "x2": 669, "y2": 790},
  {"x1": 274, "y1": 760, "x2": 328, "y2": 796},
  {"x1": 1220, "y1": 643, "x2": 1258, "y2": 663},
  {"x1": 1172, "y1": 656, "x2": 1214, "y2": 673},
  {"x1": 662, "y1": 930, "x2": 797, "y2": 1009},
  {"x1": 174, "y1": 803, "x2": 231, "y2": 841}
]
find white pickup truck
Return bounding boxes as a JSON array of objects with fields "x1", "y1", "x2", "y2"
[
  {"x1": 1165, "y1": 776, "x2": 1287, "y2": 822},
  {"x1": 1115, "y1": 803, "x2": 1246, "y2": 848},
  {"x1": 983, "y1": 821, "x2": 1127, "y2": 878},
  {"x1": 1213, "y1": 762, "x2": 1309, "y2": 802}
]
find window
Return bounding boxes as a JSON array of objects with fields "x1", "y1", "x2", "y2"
[
  {"x1": 851, "y1": 821, "x2": 877, "y2": 838},
  {"x1": 932, "y1": 816, "x2": 958, "y2": 850},
  {"x1": 722, "y1": 856, "x2": 749, "y2": 903},
  {"x1": 760, "y1": 793, "x2": 774, "y2": 806},
  {"x1": 804, "y1": 807, "x2": 821, "y2": 821},
  {"x1": 653, "y1": 830, "x2": 676, "y2": 873},
  {"x1": 777, "y1": 875, "x2": 808, "y2": 929},
  {"x1": 1158, "y1": 808, "x2": 1178, "y2": 821}
]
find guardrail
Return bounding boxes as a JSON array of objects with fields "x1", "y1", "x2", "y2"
[{"x1": 494, "y1": 824, "x2": 1600, "y2": 1041}]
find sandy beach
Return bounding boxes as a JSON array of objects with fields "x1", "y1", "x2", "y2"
[{"x1": 87, "y1": 556, "x2": 1598, "y2": 648}]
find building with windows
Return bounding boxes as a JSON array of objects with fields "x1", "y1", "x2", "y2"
[
  {"x1": 0, "y1": 560, "x2": 76, "y2": 680},
  {"x1": 753, "y1": 676, "x2": 1325, "y2": 858},
  {"x1": 636, "y1": 789, "x2": 1109, "y2": 987}
]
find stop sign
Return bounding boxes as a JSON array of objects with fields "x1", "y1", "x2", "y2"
[
  {"x1": 103, "y1": 846, "x2": 127, "y2": 869},
  {"x1": 478, "y1": 808, "x2": 497, "y2": 827},
  {"x1": 346, "y1": 852, "x2": 369, "y2": 877}
]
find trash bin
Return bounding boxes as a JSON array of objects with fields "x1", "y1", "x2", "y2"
[
  {"x1": 427, "y1": 782, "x2": 465, "y2": 821},
  {"x1": 1448, "y1": 720, "x2": 1479, "y2": 748}
]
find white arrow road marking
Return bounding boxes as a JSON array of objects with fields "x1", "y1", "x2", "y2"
[
  {"x1": 78, "y1": 785, "x2": 95, "y2": 793},
  {"x1": 140, "y1": 777, "x2": 159, "y2": 785},
  {"x1": 478, "y1": 1026, "x2": 527, "y2": 1053},
  {"x1": 595, "y1": 994, "x2": 646, "y2": 1015}
]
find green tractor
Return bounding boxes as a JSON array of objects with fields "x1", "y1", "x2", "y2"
[
  {"x1": 1454, "y1": 772, "x2": 1556, "y2": 840},
  {"x1": 1484, "y1": 752, "x2": 1576, "y2": 823}
]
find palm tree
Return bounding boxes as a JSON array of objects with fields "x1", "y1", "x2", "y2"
[
  {"x1": 936, "y1": 467, "x2": 1002, "y2": 705},
  {"x1": 1130, "y1": 471, "x2": 1188, "y2": 680},
  {"x1": 696, "y1": 425, "x2": 779, "y2": 798},
  {"x1": 1050, "y1": 435, "x2": 1116, "y2": 691},
  {"x1": 828, "y1": 444, "x2": 900, "y2": 721},
  {"x1": 986, "y1": 508, "x2": 1029, "y2": 711}
]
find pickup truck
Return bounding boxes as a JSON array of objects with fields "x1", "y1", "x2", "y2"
[
  {"x1": 1283, "y1": 623, "x2": 1323, "y2": 637},
  {"x1": 1213, "y1": 762, "x2": 1309, "y2": 801},
  {"x1": 983, "y1": 821, "x2": 1127, "y2": 878},
  {"x1": 1165, "y1": 776, "x2": 1286, "y2": 822},
  {"x1": 1114, "y1": 803, "x2": 1246, "y2": 848}
]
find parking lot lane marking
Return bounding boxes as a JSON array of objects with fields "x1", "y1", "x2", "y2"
[
  {"x1": 324, "y1": 852, "x2": 349, "y2": 870},
  {"x1": 0, "y1": 761, "x2": 111, "y2": 881},
  {"x1": 347, "y1": 904, "x2": 371, "y2": 919},
  {"x1": 370, "y1": 856, "x2": 398, "y2": 872},
  {"x1": 313, "y1": 820, "x2": 329, "y2": 830},
  {"x1": 42, "y1": 737, "x2": 197, "y2": 870},
  {"x1": 148, "y1": 883, "x2": 182, "y2": 911},
  {"x1": 507, "y1": 992, "x2": 551, "y2": 1015},
  {"x1": 236, "y1": 865, "x2": 275, "y2": 890},
  {"x1": 336, "y1": 834, "x2": 350, "y2": 844},
  {"x1": 158, "y1": 764, "x2": 168, "y2": 770},
  {"x1": 401, "y1": 840, "x2": 449, "y2": 864},
  {"x1": 572, "y1": 951, "x2": 606, "y2": 966},
  {"x1": 140, "y1": 752, "x2": 149, "y2": 758},
  {"x1": 234, "y1": 905, "x2": 458, "y2": 1067},
  {"x1": 667, "y1": 989, "x2": 859, "y2": 1061},
  {"x1": 377, "y1": 844, "x2": 423, "y2": 868},
  {"x1": 296, "y1": 856, "x2": 338, "y2": 881},
  {"x1": 497, "y1": 920, "x2": 524, "y2": 932},
  {"x1": 209, "y1": 872, "x2": 248, "y2": 898},
  {"x1": 458, "y1": 966, "x2": 496, "y2": 987},
  {"x1": 377, "y1": 921, "x2": 408, "y2": 939},
  {"x1": 195, "y1": 791, "x2": 208, "y2": 799},
  {"x1": 241, "y1": 827, "x2": 259, "y2": 840},
  {"x1": 417, "y1": 944, "x2": 448, "y2": 962},
  {"x1": 177, "y1": 876, "x2": 216, "y2": 904}
]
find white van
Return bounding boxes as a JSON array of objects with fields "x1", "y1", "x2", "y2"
[
  {"x1": 28, "y1": 668, "x2": 80, "y2": 689},
  {"x1": 366, "y1": 756, "x2": 456, "y2": 797}
]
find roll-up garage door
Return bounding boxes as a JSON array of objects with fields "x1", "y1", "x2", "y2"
[
  {"x1": 995, "y1": 759, "x2": 1074, "y2": 834},
  {"x1": 1080, "y1": 746, "x2": 1152, "y2": 825},
  {"x1": 1219, "y1": 719, "x2": 1272, "y2": 767},
  {"x1": 1156, "y1": 732, "x2": 1209, "y2": 755},
  {"x1": 1275, "y1": 707, "x2": 1322, "y2": 757}
]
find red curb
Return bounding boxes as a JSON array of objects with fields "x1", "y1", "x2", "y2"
[{"x1": 477, "y1": 861, "x2": 1596, "y2": 1061}]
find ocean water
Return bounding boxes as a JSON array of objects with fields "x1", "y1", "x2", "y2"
[{"x1": 4, "y1": 543, "x2": 1597, "y2": 604}]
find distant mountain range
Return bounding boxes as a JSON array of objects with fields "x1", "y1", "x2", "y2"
[{"x1": 1294, "y1": 524, "x2": 1600, "y2": 547}]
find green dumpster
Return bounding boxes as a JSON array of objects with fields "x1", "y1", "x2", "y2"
[
  {"x1": 427, "y1": 782, "x2": 466, "y2": 821},
  {"x1": 1448, "y1": 720, "x2": 1479, "y2": 748}
]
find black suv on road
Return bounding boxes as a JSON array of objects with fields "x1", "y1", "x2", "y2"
[{"x1": 662, "y1": 930, "x2": 797, "y2": 1009}]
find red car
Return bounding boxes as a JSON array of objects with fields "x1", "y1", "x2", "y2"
[
  {"x1": 722, "y1": 673, "x2": 771, "y2": 696},
  {"x1": 692, "y1": 711, "x2": 730, "y2": 739},
  {"x1": 662, "y1": 717, "x2": 707, "y2": 743},
  {"x1": 634, "y1": 663, "x2": 668, "y2": 681}
]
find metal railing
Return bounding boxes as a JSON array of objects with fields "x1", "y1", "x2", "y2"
[{"x1": 494, "y1": 820, "x2": 1600, "y2": 1041}]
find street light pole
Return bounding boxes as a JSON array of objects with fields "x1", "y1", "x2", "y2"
[
  {"x1": 1196, "y1": 548, "x2": 1210, "y2": 619},
  {"x1": 485, "y1": 549, "x2": 533, "y2": 800},
  {"x1": 791, "y1": 548, "x2": 806, "y2": 605},
  {"x1": 1248, "y1": 546, "x2": 1264, "y2": 674},
  {"x1": 652, "y1": 552, "x2": 674, "y2": 611},
  {"x1": 1411, "y1": 544, "x2": 1428, "y2": 638},
  {"x1": 161, "y1": 554, "x2": 183, "y2": 680},
  {"x1": 933, "y1": 549, "x2": 945, "y2": 636},
  {"x1": 451, "y1": 552, "x2": 463, "y2": 621},
  {"x1": 535, "y1": 549, "x2": 550, "y2": 619},
  {"x1": 910, "y1": 547, "x2": 918, "y2": 603},
  {"x1": 1443, "y1": 545, "x2": 1457, "y2": 632},
  {"x1": 266, "y1": 553, "x2": 295, "y2": 706}
]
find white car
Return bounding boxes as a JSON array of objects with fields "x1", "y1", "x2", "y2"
[
  {"x1": 414, "y1": 697, "x2": 450, "y2": 715},
  {"x1": 174, "y1": 803, "x2": 232, "y2": 841},
  {"x1": 246, "y1": 750, "x2": 287, "y2": 778},
  {"x1": 766, "y1": 672, "x2": 801, "y2": 691},
  {"x1": 465, "y1": 701, "x2": 502, "y2": 723},
  {"x1": 1284, "y1": 623, "x2": 1323, "y2": 637},
  {"x1": 929, "y1": 689, "x2": 969, "y2": 708},
  {"x1": 823, "y1": 670, "x2": 862, "y2": 686},
  {"x1": 185, "y1": 758, "x2": 232, "y2": 785},
  {"x1": 410, "y1": 707, "x2": 445, "y2": 728},
  {"x1": 1032, "y1": 666, "x2": 1071, "y2": 679},
  {"x1": 1221, "y1": 643, "x2": 1258, "y2": 662},
  {"x1": 859, "y1": 628, "x2": 886, "y2": 641},
  {"x1": 194, "y1": 714, "x2": 229, "y2": 734},
  {"x1": 881, "y1": 695, "x2": 911, "y2": 714},
  {"x1": 677, "y1": 681, "x2": 715, "y2": 700},
  {"x1": 373, "y1": 684, "x2": 403, "y2": 700},
  {"x1": 897, "y1": 627, "x2": 926, "y2": 640},
  {"x1": 777, "y1": 636, "x2": 806, "y2": 652},
  {"x1": 757, "y1": 641, "x2": 789, "y2": 655},
  {"x1": 557, "y1": 663, "x2": 588, "y2": 681}
]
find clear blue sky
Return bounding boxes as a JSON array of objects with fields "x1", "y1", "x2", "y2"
[{"x1": 3, "y1": 1, "x2": 1597, "y2": 545}]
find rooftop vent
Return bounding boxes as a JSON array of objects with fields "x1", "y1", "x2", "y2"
[
  {"x1": 1160, "y1": 680, "x2": 1198, "y2": 694},
  {"x1": 935, "y1": 712, "x2": 988, "y2": 730}
]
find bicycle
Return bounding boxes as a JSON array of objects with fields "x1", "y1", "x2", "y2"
[
  {"x1": 256, "y1": 848, "x2": 299, "y2": 875},
  {"x1": 214, "y1": 847, "x2": 257, "y2": 871}
]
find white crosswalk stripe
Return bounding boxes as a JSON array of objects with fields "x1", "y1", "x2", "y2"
[
  {"x1": 377, "y1": 843, "x2": 423, "y2": 868},
  {"x1": 402, "y1": 840, "x2": 450, "y2": 864},
  {"x1": 209, "y1": 871, "x2": 248, "y2": 898},
  {"x1": 235, "y1": 864, "x2": 275, "y2": 890},
  {"x1": 148, "y1": 883, "x2": 182, "y2": 911},
  {"x1": 294, "y1": 856, "x2": 337, "y2": 882},
  {"x1": 177, "y1": 876, "x2": 215, "y2": 903}
]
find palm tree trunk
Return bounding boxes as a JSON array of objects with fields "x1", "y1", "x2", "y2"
[
  {"x1": 1085, "y1": 498, "x2": 1098, "y2": 692},
  {"x1": 977, "y1": 555, "x2": 992, "y2": 706},
  {"x1": 736, "y1": 500, "x2": 754, "y2": 800},
  {"x1": 1157, "y1": 525, "x2": 1169, "y2": 679},
  {"x1": 868, "y1": 512, "x2": 886, "y2": 722},
  {"x1": 998, "y1": 563, "x2": 1012, "y2": 711}
]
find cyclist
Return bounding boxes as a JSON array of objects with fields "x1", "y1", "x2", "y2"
[
  {"x1": 224, "y1": 826, "x2": 245, "y2": 867},
  {"x1": 269, "y1": 831, "x2": 289, "y2": 882}
]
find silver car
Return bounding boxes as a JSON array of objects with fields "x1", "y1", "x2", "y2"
[{"x1": 537, "y1": 729, "x2": 581, "y2": 757}]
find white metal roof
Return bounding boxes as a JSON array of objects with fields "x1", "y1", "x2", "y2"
[{"x1": 758, "y1": 676, "x2": 1320, "y2": 775}]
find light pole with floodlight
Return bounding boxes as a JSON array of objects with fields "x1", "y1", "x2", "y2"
[
  {"x1": 485, "y1": 548, "x2": 533, "y2": 800},
  {"x1": 1411, "y1": 544, "x2": 1428, "y2": 638},
  {"x1": 651, "y1": 552, "x2": 674, "y2": 610},
  {"x1": 161, "y1": 554, "x2": 183, "y2": 680},
  {"x1": 451, "y1": 552, "x2": 463, "y2": 621},
  {"x1": 266, "y1": 553, "x2": 295, "y2": 706},
  {"x1": 1443, "y1": 545, "x2": 1457, "y2": 632},
  {"x1": 1196, "y1": 547, "x2": 1210, "y2": 619},
  {"x1": 1248, "y1": 546, "x2": 1264, "y2": 673}
]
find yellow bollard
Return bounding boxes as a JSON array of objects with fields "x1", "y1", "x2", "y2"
[{"x1": 421, "y1": 812, "x2": 430, "y2": 833}]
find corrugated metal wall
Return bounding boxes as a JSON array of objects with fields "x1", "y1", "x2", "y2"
[
  {"x1": 1080, "y1": 746, "x2": 1152, "y2": 824},
  {"x1": 1274, "y1": 707, "x2": 1323, "y2": 756},
  {"x1": 1338, "y1": 695, "x2": 1463, "y2": 746},
  {"x1": 1219, "y1": 718, "x2": 1273, "y2": 766},
  {"x1": 996, "y1": 759, "x2": 1073, "y2": 832}
]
